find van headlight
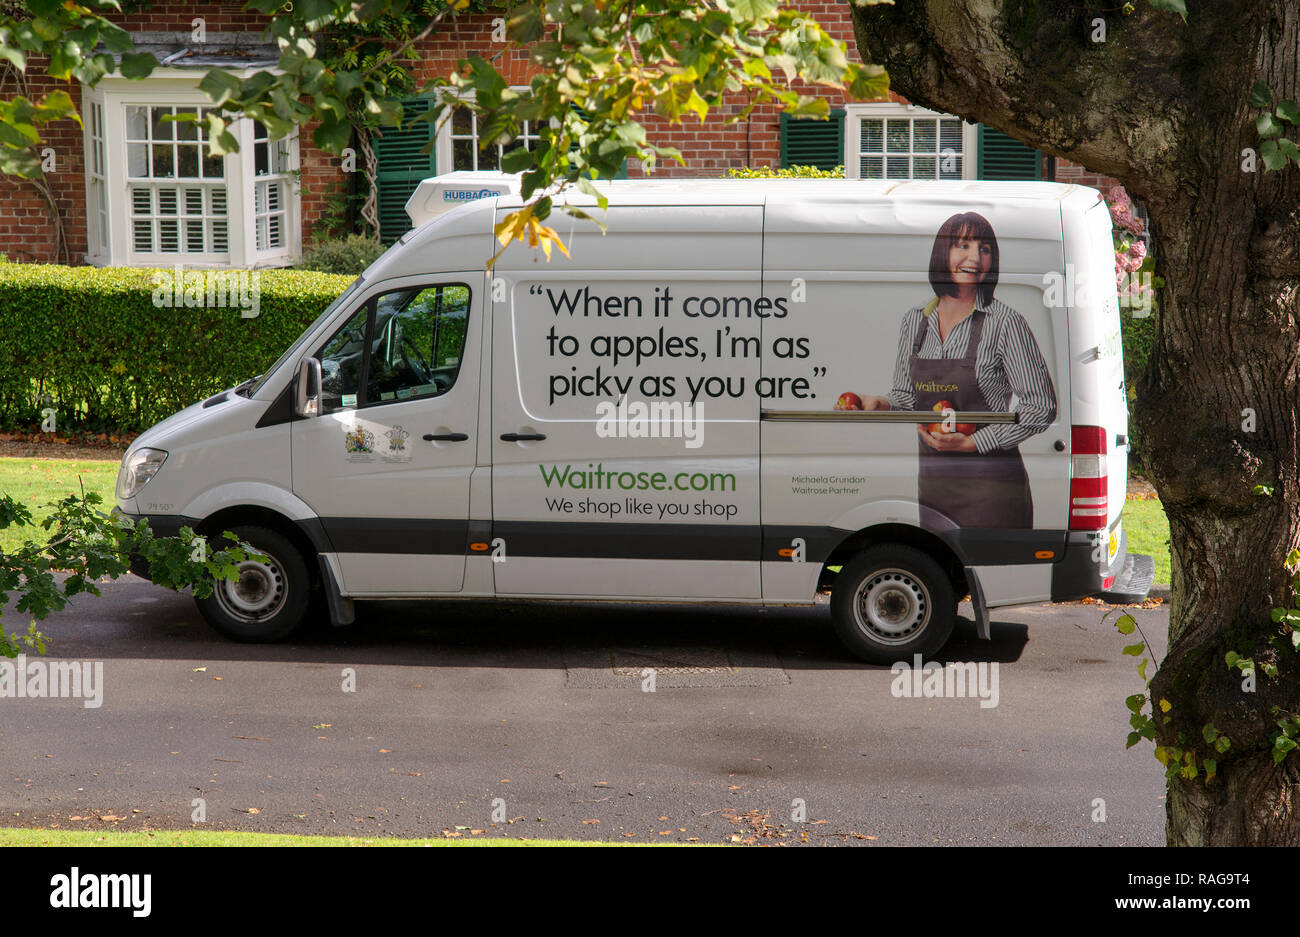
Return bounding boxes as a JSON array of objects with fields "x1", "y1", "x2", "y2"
[{"x1": 117, "y1": 448, "x2": 168, "y2": 500}]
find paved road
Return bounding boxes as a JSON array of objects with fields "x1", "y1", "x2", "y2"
[{"x1": 1, "y1": 579, "x2": 1168, "y2": 845}]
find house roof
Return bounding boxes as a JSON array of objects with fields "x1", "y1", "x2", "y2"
[{"x1": 107, "y1": 31, "x2": 280, "y2": 70}]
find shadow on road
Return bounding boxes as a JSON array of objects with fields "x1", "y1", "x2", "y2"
[{"x1": 32, "y1": 575, "x2": 1033, "y2": 671}]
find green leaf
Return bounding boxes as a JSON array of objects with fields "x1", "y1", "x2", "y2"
[
  {"x1": 1203, "y1": 757, "x2": 1216, "y2": 779},
  {"x1": 1257, "y1": 112, "x2": 1284, "y2": 139},
  {"x1": 313, "y1": 114, "x2": 353, "y2": 153},
  {"x1": 1249, "y1": 80, "x2": 1274, "y2": 109},
  {"x1": 1125, "y1": 731, "x2": 1142, "y2": 749},
  {"x1": 199, "y1": 69, "x2": 243, "y2": 106},
  {"x1": 1137, "y1": 658, "x2": 1149, "y2": 683},
  {"x1": 1278, "y1": 138, "x2": 1300, "y2": 167},
  {"x1": 1125, "y1": 693, "x2": 1146, "y2": 713},
  {"x1": 1122, "y1": 642, "x2": 1145, "y2": 656},
  {"x1": 1225, "y1": 650, "x2": 1241, "y2": 668},
  {"x1": 1276, "y1": 100, "x2": 1300, "y2": 124},
  {"x1": 501, "y1": 146, "x2": 533, "y2": 174},
  {"x1": 1214, "y1": 735, "x2": 1231, "y2": 753},
  {"x1": 119, "y1": 52, "x2": 158, "y2": 80},
  {"x1": 1115, "y1": 614, "x2": 1137, "y2": 635},
  {"x1": 1260, "y1": 140, "x2": 1288, "y2": 171},
  {"x1": 1201, "y1": 723, "x2": 1218, "y2": 743}
]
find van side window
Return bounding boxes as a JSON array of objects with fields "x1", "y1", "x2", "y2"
[
  {"x1": 367, "y1": 284, "x2": 471, "y2": 404},
  {"x1": 315, "y1": 305, "x2": 369, "y2": 411}
]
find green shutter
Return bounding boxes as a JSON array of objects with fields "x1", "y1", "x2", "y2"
[
  {"x1": 976, "y1": 125, "x2": 1043, "y2": 180},
  {"x1": 373, "y1": 98, "x2": 437, "y2": 242},
  {"x1": 780, "y1": 110, "x2": 845, "y2": 171}
]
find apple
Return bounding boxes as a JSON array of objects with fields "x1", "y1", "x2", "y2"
[{"x1": 837, "y1": 392, "x2": 863, "y2": 411}]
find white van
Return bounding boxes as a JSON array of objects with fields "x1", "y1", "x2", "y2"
[{"x1": 116, "y1": 176, "x2": 1153, "y2": 662}]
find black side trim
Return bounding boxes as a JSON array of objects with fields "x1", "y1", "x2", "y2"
[
  {"x1": 493, "y1": 520, "x2": 760, "y2": 561},
  {"x1": 118, "y1": 513, "x2": 201, "y2": 539},
  {"x1": 320, "y1": 517, "x2": 468, "y2": 555},
  {"x1": 467, "y1": 518, "x2": 493, "y2": 544},
  {"x1": 761, "y1": 525, "x2": 844, "y2": 565},
  {"x1": 939, "y1": 528, "x2": 1068, "y2": 567},
  {"x1": 255, "y1": 377, "x2": 300, "y2": 429}
]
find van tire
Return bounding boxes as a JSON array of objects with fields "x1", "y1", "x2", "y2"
[
  {"x1": 195, "y1": 525, "x2": 311, "y2": 642},
  {"x1": 830, "y1": 545, "x2": 956, "y2": 664}
]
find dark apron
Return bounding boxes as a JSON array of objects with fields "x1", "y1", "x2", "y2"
[{"x1": 911, "y1": 304, "x2": 1032, "y2": 529}]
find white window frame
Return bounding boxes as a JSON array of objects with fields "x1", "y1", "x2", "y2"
[
  {"x1": 843, "y1": 102, "x2": 978, "y2": 182},
  {"x1": 433, "y1": 88, "x2": 545, "y2": 174},
  {"x1": 81, "y1": 72, "x2": 300, "y2": 268}
]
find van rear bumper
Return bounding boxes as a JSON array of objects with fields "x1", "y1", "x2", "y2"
[{"x1": 1050, "y1": 525, "x2": 1154, "y2": 604}]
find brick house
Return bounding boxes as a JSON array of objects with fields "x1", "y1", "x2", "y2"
[{"x1": 0, "y1": 2, "x2": 1119, "y2": 267}]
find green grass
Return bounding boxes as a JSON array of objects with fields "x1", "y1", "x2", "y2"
[
  {"x1": 0, "y1": 457, "x2": 119, "y2": 554},
  {"x1": 1122, "y1": 497, "x2": 1171, "y2": 586},
  {"x1": 0, "y1": 827, "x2": 676, "y2": 847}
]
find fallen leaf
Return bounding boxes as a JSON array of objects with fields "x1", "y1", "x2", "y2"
[
  {"x1": 232, "y1": 736, "x2": 268, "y2": 741},
  {"x1": 99, "y1": 815, "x2": 124, "y2": 822},
  {"x1": 213, "y1": 676, "x2": 222, "y2": 681},
  {"x1": 192, "y1": 667, "x2": 207, "y2": 673},
  {"x1": 582, "y1": 819, "x2": 600, "y2": 825},
  {"x1": 312, "y1": 724, "x2": 332, "y2": 729},
  {"x1": 379, "y1": 749, "x2": 390, "y2": 754}
]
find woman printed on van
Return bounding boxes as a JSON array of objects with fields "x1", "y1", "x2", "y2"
[{"x1": 835, "y1": 211, "x2": 1057, "y2": 529}]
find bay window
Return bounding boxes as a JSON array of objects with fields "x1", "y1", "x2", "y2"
[{"x1": 82, "y1": 76, "x2": 300, "y2": 267}]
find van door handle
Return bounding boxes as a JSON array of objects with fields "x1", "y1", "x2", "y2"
[
  {"x1": 424, "y1": 432, "x2": 469, "y2": 442},
  {"x1": 1115, "y1": 434, "x2": 1128, "y2": 448},
  {"x1": 500, "y1": 432, "x2": 547, "y2": 442}
]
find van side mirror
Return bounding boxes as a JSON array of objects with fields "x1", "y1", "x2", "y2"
[{"x1": 294, "y1": 357, "x2": 322, "y2": 418}]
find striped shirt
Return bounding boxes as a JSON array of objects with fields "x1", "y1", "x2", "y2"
[{"x1": 886, "y1": 296, "x2": 1058, "y2": 454}]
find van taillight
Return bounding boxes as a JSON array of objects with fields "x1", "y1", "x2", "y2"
[{"x1": 1070, "y1": 425, "x2": 1108, "y2": 530}]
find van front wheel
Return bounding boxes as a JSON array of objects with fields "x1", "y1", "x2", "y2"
[
  {"x1": 196, "y1": 525, "x2": 311, "y2": 642},
  {"x1": 830, "y1": 545, "x2": 956, "y2": 664}
]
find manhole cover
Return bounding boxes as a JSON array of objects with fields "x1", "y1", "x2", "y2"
[{"x1": 564, "y1": 645, "x2": 789, "y2": 688}]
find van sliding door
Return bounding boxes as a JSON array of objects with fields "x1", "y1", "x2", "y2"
[{"x1": 488, "y1": 204, "x2": 763, "y2": 599}]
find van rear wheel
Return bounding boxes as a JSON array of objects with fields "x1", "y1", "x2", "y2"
[
  {"x1": 196, "y1": 525, "x2": 311, "y2": 642},
  {"x1": 830, "y1": 545, "x2": 956, "y2": 664}
]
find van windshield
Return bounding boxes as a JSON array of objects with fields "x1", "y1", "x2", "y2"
[{"x1": 247, "y1": 275, "x2": 367, "y2": 397}]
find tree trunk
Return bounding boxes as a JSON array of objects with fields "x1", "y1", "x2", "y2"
[{"x1": 848, "y1": 0, "x2": 1300, "y2": 845}]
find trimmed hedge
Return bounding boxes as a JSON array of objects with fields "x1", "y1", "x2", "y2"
[{"x1": 0, "y1": 262, "x2": 353, "y2": 433}]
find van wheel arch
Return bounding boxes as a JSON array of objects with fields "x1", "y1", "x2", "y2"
[
  {"x1": 817, "y1": 524, "x2": 967, "y2": 599},
  {"x1": 196, "y1": 506, "x2": 323, "y2": 590}
]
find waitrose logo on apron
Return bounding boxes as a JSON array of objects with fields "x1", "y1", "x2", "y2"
[{"x1": 914, "y1": 381, "x2": 960, "y2": 393}]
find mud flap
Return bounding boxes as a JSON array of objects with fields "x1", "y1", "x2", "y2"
[
  {"x1": 965, "y1": 566, "x2": 992, "y2": 640},
  {"x1": 317, "y1": 555, "x2": 355, "y2": 627}
]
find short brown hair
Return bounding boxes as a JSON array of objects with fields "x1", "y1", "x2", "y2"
[{"x1": 928, "y1": 212, "x2": 999, "y2": 306}]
